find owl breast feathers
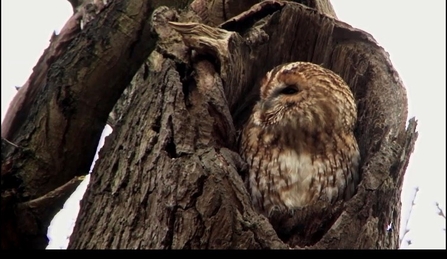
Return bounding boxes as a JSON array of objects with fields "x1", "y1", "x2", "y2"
[{"x1": 240, "y1": 62, "x2": 360, "y2": 222}]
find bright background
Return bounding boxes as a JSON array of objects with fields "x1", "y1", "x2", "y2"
[{"x1": 1, "y1": 0, "x2": 445, "y2": 249}]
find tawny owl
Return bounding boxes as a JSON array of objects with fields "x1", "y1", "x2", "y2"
[{"x1": 240, "y1": 62, "x2": 360, "y2": 245}]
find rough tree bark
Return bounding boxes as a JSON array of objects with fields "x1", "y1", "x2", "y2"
[{"x1": 1, "y1": 0, "x2": 417, "y2": 249}]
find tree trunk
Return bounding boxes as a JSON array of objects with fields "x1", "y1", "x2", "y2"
[{"x1": 1, "y1": 0, "x2": 417, "y2": 249}]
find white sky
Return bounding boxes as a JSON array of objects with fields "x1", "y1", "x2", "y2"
[{"x1": 1, "y1": 0, "x2": 445, "y2": 249}]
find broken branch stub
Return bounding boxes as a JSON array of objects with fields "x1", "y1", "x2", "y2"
[{"x1": 167, "y1": 1, "x2": 417, "y2": 248}]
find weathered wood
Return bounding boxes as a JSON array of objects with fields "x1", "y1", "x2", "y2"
[
  {"x1": 108, "y1": 0, "x2": 337, "y2": 129},
  {"x1": 1, "y1": 0, "x2": 416, "y2": 249},
  {"x1": 69, "y1": 53, "x2": 286, "y2": 248},
  {"x1": 0, "y1": 0, "x2": 192, "y2": 249},
  {"x1": 69, "y1": 1, "x2": 416, "y2": 249}
]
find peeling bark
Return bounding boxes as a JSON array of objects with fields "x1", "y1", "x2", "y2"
[
  {"x1": 1, "y1": 0, "x2": 417, "y2": 249},
  {"x1": 1, "y1": 0, "x2": 190, "y2": 249}
]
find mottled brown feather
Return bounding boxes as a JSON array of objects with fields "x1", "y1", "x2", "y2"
[{"x1": 239, "y1": 62, "x2": 360, "y2": 246}]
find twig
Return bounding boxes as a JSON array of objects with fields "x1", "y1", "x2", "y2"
[
  {"x1": 2, "y1": 137, "x2": 20, "y2": 149},
  {"x1": 435, "y1": 202, "x2": 446, "y2": 220},
  {"x1": 399, "y1": 186, "x2": 419, "y2": 247}
]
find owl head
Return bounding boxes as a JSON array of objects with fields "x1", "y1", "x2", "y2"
[{"x1": 252, "y1": 62, "x2": 357, "y2": 134}]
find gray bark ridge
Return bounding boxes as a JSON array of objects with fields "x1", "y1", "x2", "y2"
[
  {"x1": 1, "y1": 0, "x2": 161, "y2": 249},
  {"x1": 69, "y1": 1, "x2": 417, "y2": 249}
]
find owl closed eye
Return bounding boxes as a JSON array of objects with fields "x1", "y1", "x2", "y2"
[{"x1": 240, "y1": 61, "x2": 360, "y2": 246}]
